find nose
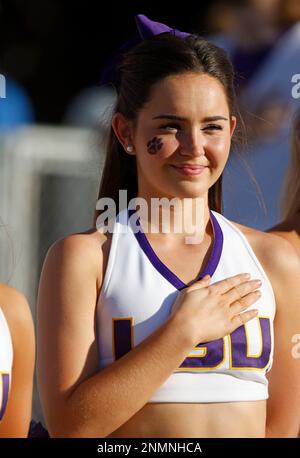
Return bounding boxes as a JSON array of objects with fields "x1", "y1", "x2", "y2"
[{"x1": 179, "y1": 127, "x2": 205, "y2": 157}]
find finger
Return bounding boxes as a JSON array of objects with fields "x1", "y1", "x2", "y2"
[
  {"x1": 187, "y1": 274, "x2": 211, "y2": 292},
  {"x1": 231, "y1": 309, "x2": 259, "y2": 330},
  {"x1": 230, "y1": 290, "x2": 261, "y2": 315},
  {"x1": 206, "y1": 273, "x2": 251, "y2": 295},
  {"x1": 225, "y1": 280, "x2": 262, "y2": 305}
]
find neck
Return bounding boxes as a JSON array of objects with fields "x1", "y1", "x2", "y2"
[{"x1": 133, "y1": 194, "x2": 212, "y2": 246}]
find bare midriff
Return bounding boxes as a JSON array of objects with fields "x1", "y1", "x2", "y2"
[{"x1": 106, "y1": 400, "x2": 266, "y2": 438}]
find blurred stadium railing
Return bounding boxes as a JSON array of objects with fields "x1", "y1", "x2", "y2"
[{"x1": 0, "y1": 125, "x2": 105, "y2": 423}]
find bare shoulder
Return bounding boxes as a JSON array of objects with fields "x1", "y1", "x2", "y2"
[
  {"x1": 268, "y1": 230, "x2": 300, "y2": 259},
  {"x1": 47, "y1": 227, "x2": 109, "y2": 259},
  {"x1": 266, "y1": 216, "x2": 300, "y2": 258},
  {"x1": 43, "y1": 225, "x2": 113, "y2": 294},
  {"x1": 230, "y1": 219, "x2": 300, "y2": 301},
  {"x1": 0, "y1": 284, "x2": 34, "y2": 341},
  {"x1": 231, "y1": 220, "x2": 300, "y2": 269}
]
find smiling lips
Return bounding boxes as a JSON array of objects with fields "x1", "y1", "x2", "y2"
[{"x1": 171, "y1": 165, "x2": 207, "y2": 176}]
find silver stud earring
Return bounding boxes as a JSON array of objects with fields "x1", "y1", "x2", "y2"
[{"x1": 126, "y1": 144, "x2": 134, "y2": 153}]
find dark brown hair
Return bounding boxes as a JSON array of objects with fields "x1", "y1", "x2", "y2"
[{"x1": 93, "y1": 33, "x2": 245, "y2": 226}]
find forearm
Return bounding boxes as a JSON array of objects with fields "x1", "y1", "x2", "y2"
[{"x1": 52, "y1": 315, "x2": 194, "y2": 437}]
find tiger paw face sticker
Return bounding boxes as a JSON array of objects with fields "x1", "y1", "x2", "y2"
[{"x1": 146, "y1": 137, "x2": 163, "y2": 154}]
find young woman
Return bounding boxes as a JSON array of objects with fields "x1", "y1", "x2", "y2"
[
  {"x1": 0, "y1": 283, "x2": 35, "y2": 437},
  {"x1": 37, "y1": 15, "x2": 300, "y2": 438},
  {"x1": 267, "y1": 108, "x2": 300, "y2": 256}
]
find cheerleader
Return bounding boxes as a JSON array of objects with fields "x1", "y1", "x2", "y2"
[
  {"x1": 37, "y1": 15, "x2": 300, "y2": 438},
  {"x1": 0, "y1": 283, "x2": 35, "y2": 437}
]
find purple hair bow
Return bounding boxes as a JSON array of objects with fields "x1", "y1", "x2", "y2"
[
  {"x1": 100, "y1": 14, "x2": 190, "y2": 87},
  {"x1": 135, "y1": 14, "x2": 190, "y2": 40}
]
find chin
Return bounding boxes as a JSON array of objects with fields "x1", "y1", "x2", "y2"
[
  {"x1": 161, "y1": 190, "x2": 207, "y2": 202},
  {"x1": 174, "y1": 183, "x2": 209, "y2": 198}
]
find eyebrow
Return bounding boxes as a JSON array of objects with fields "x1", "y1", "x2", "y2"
[{"x1": 152, "y1": 114, "x2": 228, "y2": 122}]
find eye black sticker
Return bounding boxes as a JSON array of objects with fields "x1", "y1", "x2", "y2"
[{"x1": 147, "y1": 136, "x2": 163, "y2": 154}]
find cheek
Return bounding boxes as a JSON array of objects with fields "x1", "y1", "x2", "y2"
[{"x1": 208, "y1": 136, "x2": 231, "y2": 165}]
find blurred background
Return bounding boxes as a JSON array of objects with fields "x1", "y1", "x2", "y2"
[{"x1": 0, "y1": 0, "x2": 300, "y2": 425}]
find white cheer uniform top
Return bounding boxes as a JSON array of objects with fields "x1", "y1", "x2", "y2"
[
  {"x1": 96, "y1": 208, "x2": 275, "y2": 403},
  {"x1": 0, "y1": 307, "x2": 13, "y2": 420}
]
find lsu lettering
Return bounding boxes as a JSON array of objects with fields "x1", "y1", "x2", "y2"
[{"x1": 112, "y1": 316, "x2": 272, "y2": 371}]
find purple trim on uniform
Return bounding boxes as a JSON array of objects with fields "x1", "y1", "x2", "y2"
[
  {"x1": 114, "y1": 319, "x2": 132, "y2": 360},
  {"x1": 127, "y1": 208, "x2": 223, "y2": 291},
  {"x1": 0, "y1": 373, "x2": 9, "y2": 421},
  {"x1": 202, "y1": 211, "x2": 224, "y2": 279}
]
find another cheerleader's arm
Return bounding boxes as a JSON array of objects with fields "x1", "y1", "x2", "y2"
[
  {"x1": 0, "y1": 287, "x2": 35, "y2": 437},
  {"x1": 263, "y1": 235, "x2": 300, "y2": 437}
]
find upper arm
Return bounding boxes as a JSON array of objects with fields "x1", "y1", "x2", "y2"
[
  {"x1": 36, "y1": 234, "x2": 102, "y2": 435},
  {"x1": 0, "y1": 289, "x2": 35, "y2": 437},
  {"x1": 262, "y1": 236, "x2": 300, "y2": 437}
]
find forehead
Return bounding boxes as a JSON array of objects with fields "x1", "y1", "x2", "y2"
[{"x1": 142, "y1": 72, "x2": 230, "y2": 118}]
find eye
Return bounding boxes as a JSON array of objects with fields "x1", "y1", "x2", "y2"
[
  {"x1": 203, "y1": 124, "x2": 223, "y2": 131},
  {"x1": 158, "y1": 123, "x2": 181, "y2": 131}
]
